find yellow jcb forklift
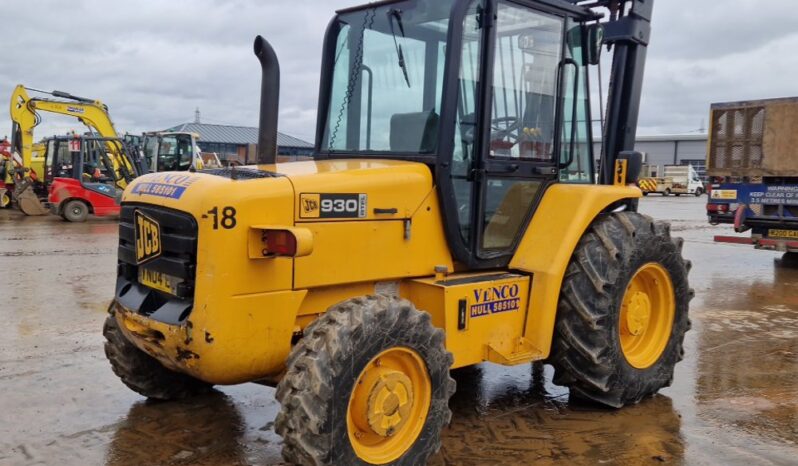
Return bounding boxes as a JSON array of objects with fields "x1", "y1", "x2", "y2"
[
  {"x1": 104, "y1": 0, "x2": 692, "y2": 464},
  {"x1": 139, "y1": 131, "x2": 222, "y2": 172}
]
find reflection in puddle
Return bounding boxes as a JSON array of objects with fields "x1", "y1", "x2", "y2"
[
  {"x1": 434, "y1": 363, "x2": 683, "y2": 465},
  {"x1": 695, "y1": 259, "x2": 798, "y2": 449},
  {"x1": 105, "y1": 392, "x2": 251, "y2": 466}
]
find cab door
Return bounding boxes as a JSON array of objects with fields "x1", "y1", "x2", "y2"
[
  {"x1": 475, "y1": 1, "x2": 566, "y2": 258},
  {"x1": 445, "y1": 0, "x2": 568, "y2": 265}
]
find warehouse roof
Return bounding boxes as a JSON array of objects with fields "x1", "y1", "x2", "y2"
[{"x1": 165, "y1": 122, "x2": 313, "y2": 148}]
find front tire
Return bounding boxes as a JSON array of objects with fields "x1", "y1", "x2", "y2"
[
  {"x1": 63, "y1": 199, "x2": 89, "y2": 222},
  {"x1": 275, "y1": 295, "x2": 455, "y2": 466},
  {"x1": 103, "y1": 313, "x2": 212, "y2": 400},
  {"x1": 694, "y1": 188, "x2": 703, "y2": 197},
  {"x1": 549, "y1": 212, "x2": 692, "y2": 408}
]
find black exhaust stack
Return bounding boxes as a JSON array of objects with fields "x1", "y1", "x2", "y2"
[{"x1": 253, "y1": 35, "x2": 280, "y2": 165}]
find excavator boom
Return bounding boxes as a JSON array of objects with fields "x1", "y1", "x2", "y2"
[{"x1": 8, "y1": 85, "x2": 142, "y2": 215}]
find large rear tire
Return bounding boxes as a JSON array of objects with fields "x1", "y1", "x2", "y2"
[
  {"x1": 103, "y1": 313, "x2": 212, "y2": 400},
  {"x1": 275, "y1": 295, "x2": 455, "y2": 466},
  {"x1": 549, "y1": 212, "x2": 692, "y2": 408}
]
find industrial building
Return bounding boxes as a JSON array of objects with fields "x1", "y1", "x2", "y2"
[
  {"x1": 164, "y1": 121, "x2": 314, "y2": 164},
  {"x1": 593, "y1": 134, "x2": 709, "y2": 178}
]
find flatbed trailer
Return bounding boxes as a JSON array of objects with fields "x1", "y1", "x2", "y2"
[{"x1": 706, "y1": 97, "x2": 798, "y2": 252}]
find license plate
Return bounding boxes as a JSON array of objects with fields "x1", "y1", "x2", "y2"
[
  {"x1": 138, "y1": 267, "x2": 181, "y2": 295},
  {"x1": 768, "y1": 229, "x2": 798, "y2": 239}
]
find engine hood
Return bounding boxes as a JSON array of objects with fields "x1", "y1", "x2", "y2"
[
  {"x1": 122, "y1": 159, "x2": 435, "y2": 222},
  {"x1": 277, "y1": 159, "x2": 434, "y2": 221}
]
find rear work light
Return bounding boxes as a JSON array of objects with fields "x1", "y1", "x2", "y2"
[{"x1": 248, "y1": 226, "x2": 313, "y2": 258}]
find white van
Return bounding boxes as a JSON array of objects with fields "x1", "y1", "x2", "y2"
[{"x1": 663, "y1": 164, "x2": 704, "y2": 196}]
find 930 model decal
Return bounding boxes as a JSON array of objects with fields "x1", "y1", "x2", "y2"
[
  {"x1": 470, "y1": 284, "x2": 521, "y2": 318},
  {"x1": 300, "y1": 193, "x2": 367, "y2": 219}
]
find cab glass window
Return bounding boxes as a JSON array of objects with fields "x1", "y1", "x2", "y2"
[
  {"x1": 451, "y1": 0, "x2": 486, "y2": 244},
  {"x1": 322, "y1": 1, "x2": 455, "y2": 154},
  {"x1": 559, "y1": 21, "x2": 593, "y2": 183},
  {"x1": 488, "y1": 3, "x2": 563, "y2": 161},
  {"x1": 155, "y1": 135, "x2": 193, "y2": 171}
]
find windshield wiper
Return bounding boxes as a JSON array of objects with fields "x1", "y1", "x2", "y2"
[{"x1": 388, "y1": 9, "x2": 411, "y2": 88}]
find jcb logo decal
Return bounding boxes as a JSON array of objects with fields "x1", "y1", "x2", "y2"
[
  {"x1": 299, "y1": 193, "x2": 367, "y2": 219},
  {"x1": 300, "y1": 193, "x2": 321, "y2": 218},
  {"x1": 134, "y1": 210, "x2": 161, "y2": 264}
]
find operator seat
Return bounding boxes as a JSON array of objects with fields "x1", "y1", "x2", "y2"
[
  {"x1": 483, "y1": 180, "x2": 542, "y2": 249},
  {"x1": 390, "y1": 110, "x2": 439, "y2": 153}
]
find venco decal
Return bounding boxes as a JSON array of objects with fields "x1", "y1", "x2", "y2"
[
  {"x1": 130, "y1": 174, "x2": 198, "y2": 200},
  {"x1": 470, "y1": 283, "x2": 521, "y2": 318}
]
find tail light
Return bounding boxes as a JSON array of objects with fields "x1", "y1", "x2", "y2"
[
  {"x1": 248, "y1": 226, "x2": 313, "y2": 258},
  {"x1": 262, "y1": 230, "x2": 297, "y2": 256},
  {"x1": 707, "y1": 204, "x2": 729, "y2": 213}
]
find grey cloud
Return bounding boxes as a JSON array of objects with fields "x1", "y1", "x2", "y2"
[
  {"x1": 0, "y1": 0, "x2": 794, "y2": 142},
  {"x1": 651, "y1": 0, "x2": 798, "y2": 60}
]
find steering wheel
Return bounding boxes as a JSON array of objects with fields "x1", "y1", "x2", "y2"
[
  {"x1": 490, "y1": 116, "x2": 521, "y2": 143},
  {"x1": 462, "y1": 116, "x2": 522, "y2": 144}
]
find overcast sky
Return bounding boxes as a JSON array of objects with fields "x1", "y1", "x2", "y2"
[{"x1": 1, "y1": 0, "x2": 796, "y2": 144}]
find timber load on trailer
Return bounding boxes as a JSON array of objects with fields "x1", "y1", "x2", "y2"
[{"x1": 707, "y1": 98, "x2": 798, "y2": 254}]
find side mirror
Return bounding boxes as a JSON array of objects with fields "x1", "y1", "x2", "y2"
[
  {"x1": 585, "y1": 24, "x2": 603, "y2": 65},
  {"x1": 618, "y1": 151, "x2": 643, "y2": 185}
]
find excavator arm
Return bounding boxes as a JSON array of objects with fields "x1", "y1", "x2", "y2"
[{"x1": 9, "y1": 85, "x2": 138, "y2": 186}]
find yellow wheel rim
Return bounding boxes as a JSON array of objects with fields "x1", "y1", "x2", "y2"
[
  {"x1": 347, "y1": 347, "x2": 431, "y2": 464},
  {"x1": 619, "y1": 262, "x2": 675, "y2": 369}
]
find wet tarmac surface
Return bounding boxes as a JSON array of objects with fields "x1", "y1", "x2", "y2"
[{"x1": 0, "y1": 196, "x2": 796, "y2": 465}]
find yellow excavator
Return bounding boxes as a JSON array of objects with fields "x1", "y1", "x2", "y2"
[{"x1": 8, "y1": 85, "x2": 142, "y2": 215}]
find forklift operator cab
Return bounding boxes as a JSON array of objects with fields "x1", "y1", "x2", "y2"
[
  {"x1": 317, "y1": 0, "x2": 595, "y2": 267},
  {"x1": 143, "y1": 133, "x2": 194, "y2": 172},
  {"x1": 46, "y1": 136, "x2": 132, "y2": 221},
  {"x1": 45, "y1": 137, "x2": 126, "y2": 195}
]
